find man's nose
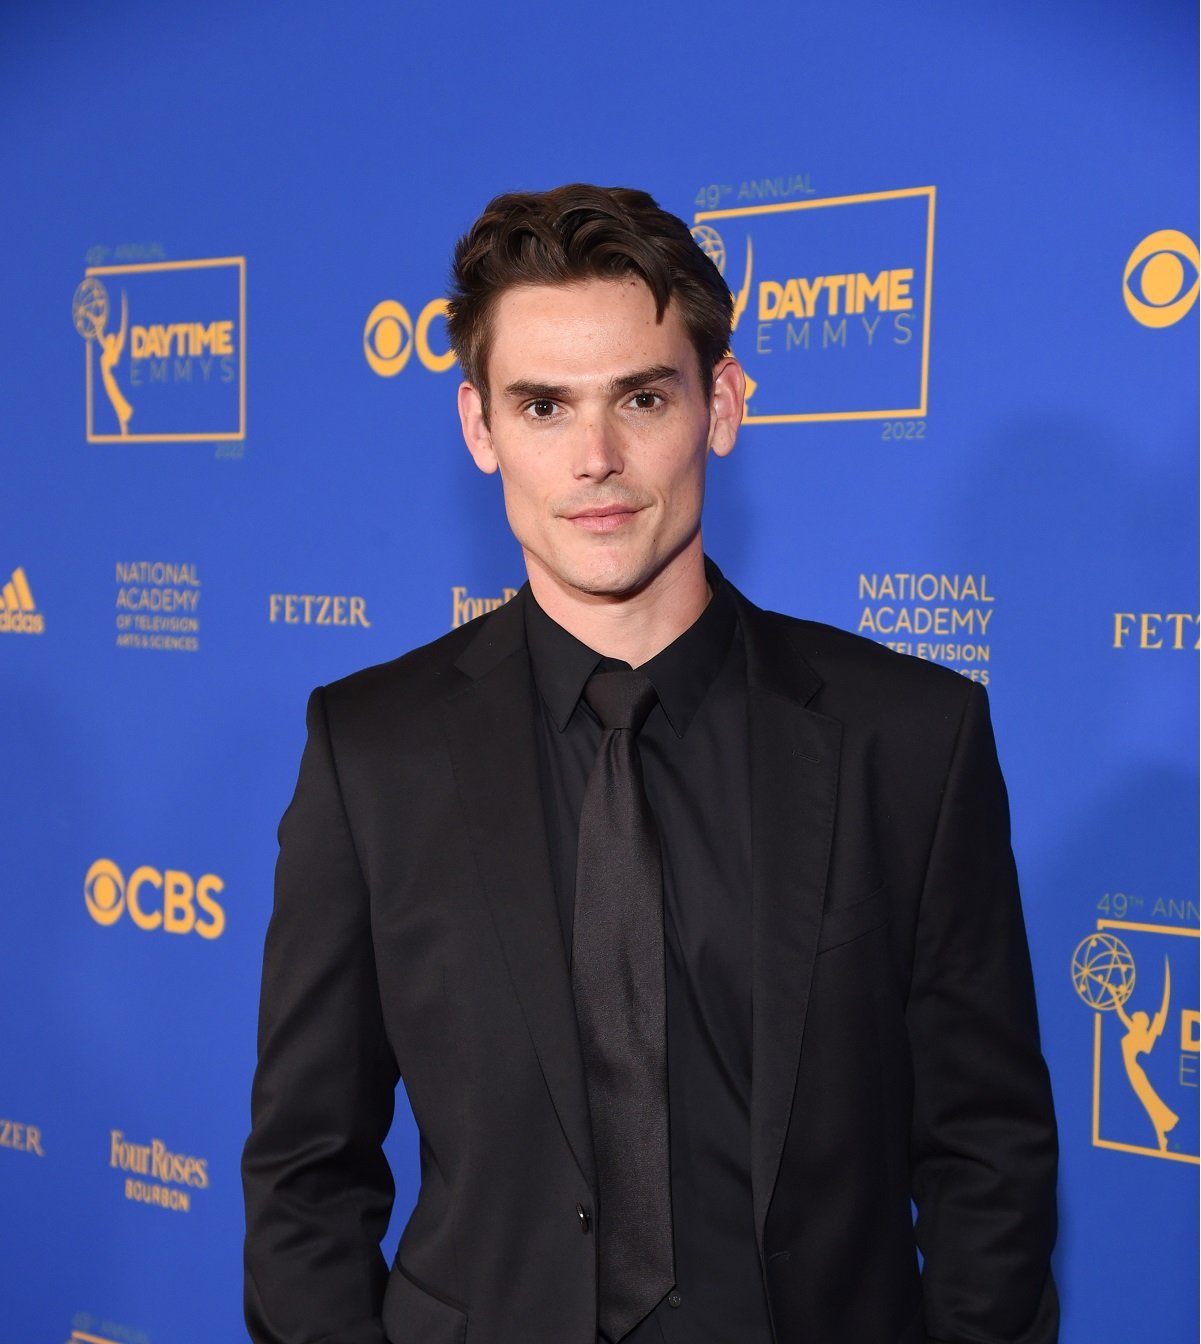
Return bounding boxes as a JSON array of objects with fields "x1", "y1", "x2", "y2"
[{"x1": 572, "y1": 413, "x2": 623, "y2": 479}]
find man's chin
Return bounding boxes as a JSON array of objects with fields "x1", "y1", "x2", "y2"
[
  {"x1": 561, "y1": 569, "x2": 650, "y2": 601},
  {"x1": 535, "y1": 553, "x2": 656, "y2": 604},
  {"x1": 524, "y1": 532, "x2": 704, "y2": 607}
]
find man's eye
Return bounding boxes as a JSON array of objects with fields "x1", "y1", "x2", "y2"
[
  {"x1": 629, "y1": 391, "x2": 662, "y2": 410},
  {"x1": 528, "y1": 399, "x2": 557, "y2": 418}
]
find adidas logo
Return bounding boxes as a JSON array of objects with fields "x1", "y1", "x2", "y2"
[{"x1": 0, "y1": 566, "x2": 45, "y2": 634}]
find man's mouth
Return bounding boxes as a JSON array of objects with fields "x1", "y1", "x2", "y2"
[{"x1": 562, "y1": 504, "x2": 644, "y2": 533}]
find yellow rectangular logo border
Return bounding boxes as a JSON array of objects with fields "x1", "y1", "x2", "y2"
[
  {"x1": 84, "y1": 256, "x2": 247, "y2": 443},
  {"x1": 695, "y1": 187, "x2": 936, "y2": 425}
]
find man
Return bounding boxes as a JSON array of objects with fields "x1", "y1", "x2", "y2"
[{"x1": 243, "y1": 185, "x2": 1058, "y2": 1344}]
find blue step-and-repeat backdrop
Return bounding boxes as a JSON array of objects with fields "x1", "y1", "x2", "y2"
[{"x1": 2, "y1": 2, "x2": 1197, "y2": 1340}]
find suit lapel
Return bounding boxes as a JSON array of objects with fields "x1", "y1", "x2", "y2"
[
  {"x1": 442, "y1": 593, "x2": 596, "y2": 1191},
  {"x1": 736, "y1": 592, "x2": 842, "y2": 1249}
]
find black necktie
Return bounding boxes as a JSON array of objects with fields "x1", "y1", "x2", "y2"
[{"x1": 572, "y1": 669, "x2": 673, "y2": 1343}]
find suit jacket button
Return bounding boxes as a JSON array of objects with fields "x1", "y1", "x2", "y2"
[
  {"x1": 575, "y1": 1202, "x2": 591, "y2": 1233},
  {"x1": 667, "y1": 1291, "x2": 683, "y2": 1308}
]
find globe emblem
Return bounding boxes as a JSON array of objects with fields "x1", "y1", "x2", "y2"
[
  {"x1": 690, "y1": 224, "x2": 726, "y2": 275},
  {"x1": 1071, "y1": 932, "x2": 1136, "y2": 1010},
  {"x1": 73, "y1": 277, "x2": 109, "y2": 340}
]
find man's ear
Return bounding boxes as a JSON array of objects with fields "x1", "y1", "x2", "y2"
[
  {"x1": 458, "y1": 382, "x2": 499, "y2": 474},
  {"x1": 707, "y1": 357, "x2": 745, "y2": 459}
]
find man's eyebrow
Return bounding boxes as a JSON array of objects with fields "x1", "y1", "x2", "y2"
[
  {"x1": 608, "y1": 365, "x2": 680, "y2": 395},
  {"x1": 502, "y1": 379, "x2": 570, "y2": 402}
]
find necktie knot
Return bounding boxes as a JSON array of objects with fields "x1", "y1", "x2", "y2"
[{"x1": 584, "y1": 670, "x2": 658, "y2": 735}]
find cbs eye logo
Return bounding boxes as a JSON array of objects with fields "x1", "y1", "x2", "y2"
[
  {"x1": 363, "y1": 298, "x2": 457, "y2": 376},
  {"x1": 1124, "y1": 230, "x2": 1199, "y2": 328},
  {"x1": 84, "y1": 858, "x2": 225, "y2": 940}
]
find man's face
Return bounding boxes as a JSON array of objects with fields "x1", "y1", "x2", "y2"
[{"x1": 458, "y1": 277, "x2": 744, "y2": 609}]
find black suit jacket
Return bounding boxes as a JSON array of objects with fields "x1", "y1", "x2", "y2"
[{"x1": 242, "y1": 582, "x2": 1058, "y2": 1344}]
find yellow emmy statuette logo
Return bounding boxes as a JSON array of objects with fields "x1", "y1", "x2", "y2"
[
  {"x1": 73, "y1": 276, "x2": 134, "y2": 435},
  {"x1": 689, "y1": 223, "x2": 756, "y2": 405},
  {"x1": 1072, "y1": 931, "x2": 1180, "y2": 1155}
]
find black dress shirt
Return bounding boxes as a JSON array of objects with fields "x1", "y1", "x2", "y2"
[{"x1": 524, "y1": 564, "x2": 774, "y2": 1344}]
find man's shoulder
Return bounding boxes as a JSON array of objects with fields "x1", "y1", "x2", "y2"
[
  {"x1": 738, "y1": 592, "x2": 980, "y2": 723},
  {"x1": 762, "y1": 603, "x2": 968, "y2": 680},
  {"x1": 321, "y1": 612, "x2": 492, "y2": 715}
]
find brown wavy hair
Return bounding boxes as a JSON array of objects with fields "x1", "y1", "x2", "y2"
[{"x1": 446, "y1": 184, "x2": 733, "y2": 420}]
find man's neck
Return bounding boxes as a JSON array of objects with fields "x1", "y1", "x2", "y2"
[{"x1": 525, "y1": 548, "x2": 711, "y2": 668}]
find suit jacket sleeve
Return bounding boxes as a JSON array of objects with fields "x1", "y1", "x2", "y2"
[
  {"x1": 242, "y1": 686, "x2": 400, "y2": 1344},
  {"x1": 907, "y1": 683, "x2": 1059, "y2": 1343}
]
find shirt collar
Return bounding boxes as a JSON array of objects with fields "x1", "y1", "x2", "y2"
[{"x1": 524, "y1": 558, "x2": 737, "y2": 738}]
